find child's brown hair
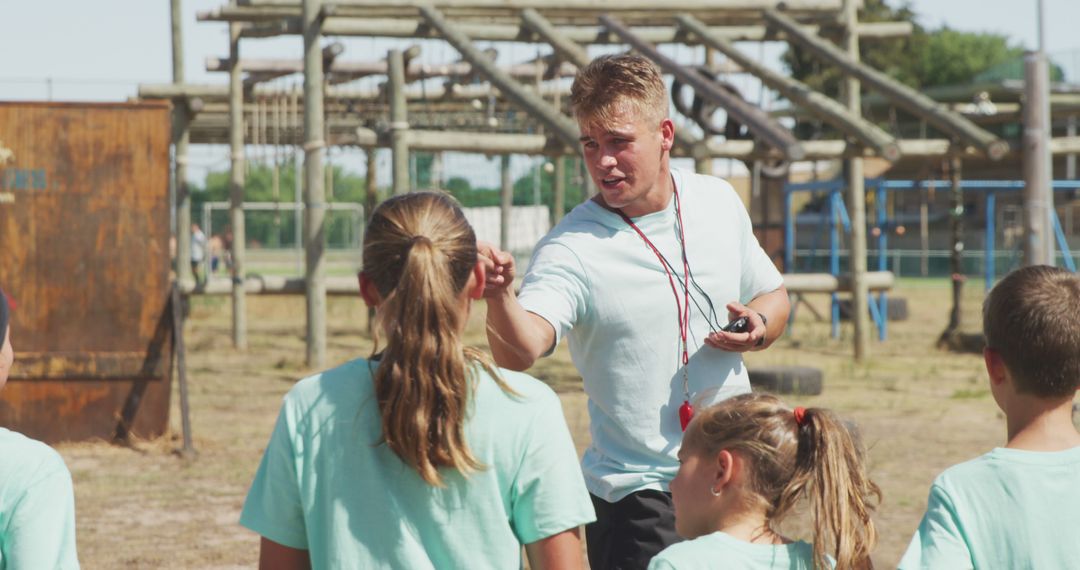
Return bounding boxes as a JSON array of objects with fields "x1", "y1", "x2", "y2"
[{"x1": 983, "y1": 264, "x2": 1080, "y2": 398}]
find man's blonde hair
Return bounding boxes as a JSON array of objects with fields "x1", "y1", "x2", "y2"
[{"x1": 570, "y1": 53, "x2": 669, "y2": 128}]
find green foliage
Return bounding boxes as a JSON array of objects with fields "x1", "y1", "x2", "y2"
[
  {"x1": 782, "y1": 0, "x2": 1029, "y2": 97},
  {"x1": 190, "y1": 163, "x2": 373, "y2": 249},
  {"x1": 188, "y1": 157, "x2": 590, "y2": 248}
]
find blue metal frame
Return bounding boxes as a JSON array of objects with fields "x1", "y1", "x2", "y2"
[{"x1": 783, "y1": 178, "x2": 1080, "y2": 340}]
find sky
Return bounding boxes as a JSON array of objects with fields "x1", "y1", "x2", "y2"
[{"x1": 2, "y1": 0, "x2": 1078, "y2": 185}]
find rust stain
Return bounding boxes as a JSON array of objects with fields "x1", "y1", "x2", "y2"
[{"x1": 0, "y1": 101, "x2": 173, "y2": 442}]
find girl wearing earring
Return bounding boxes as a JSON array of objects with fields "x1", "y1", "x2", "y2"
[{"x1": 650, "y1": 393, "x2": 880, "y2": 570}]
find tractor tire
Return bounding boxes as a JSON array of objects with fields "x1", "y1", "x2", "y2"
[{"x1": 749, "y1": 366, "x2": 824, "y2": 396}]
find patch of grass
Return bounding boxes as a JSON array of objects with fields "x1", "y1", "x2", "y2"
[{"x1": 950, "y1": 387, "x2": 991, "y2": 400}]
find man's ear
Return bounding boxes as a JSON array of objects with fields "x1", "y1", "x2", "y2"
[
  {"x1": 659, "y1": 118, "x2": 676, "y2": 152},
  {"x1": 468, "y1": 261, "x2": 486, "y2": 300},
  {"x1": 358, "y1": 272, "x2": 381, "y2": 308},
  {"x1": 983, "y1": 347, "x2": 1007, "y2": 387}
]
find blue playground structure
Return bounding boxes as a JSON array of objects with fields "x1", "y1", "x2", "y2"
[{"x1": 783, "y1": 178, "x2": 1080, "y2": 340}]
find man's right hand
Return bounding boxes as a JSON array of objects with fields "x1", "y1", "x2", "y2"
[{"x1": 477, "y1": 240, "x2": 516, "y2": 298}]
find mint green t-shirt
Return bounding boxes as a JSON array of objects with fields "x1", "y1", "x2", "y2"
[
  {"x1": 648, "y1": 532, "x2": 825, "y2": 570},
  {"x1": 0, "y1": 428, "x2": 79, "y2": 570},
  {"x1": 899, "y1": 445, "x2": 1080, "y2": 569},
  {"x1": 240, "y1": 358, "x2": 596, "y2": 569}
]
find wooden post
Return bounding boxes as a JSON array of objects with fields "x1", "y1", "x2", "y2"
[
  {"x1": 228, "y1": 22, "x2": 248, "y2": 349},
  {"x1": 389, "y1": 49, "x2": 410, "y2": 196},
  {"x1": 843, "y1": 0, "x2": 869, "y2": 361},
  {"x1": 172, "y1": 0, "x2": 194, "y2": 289},
  {"x1": 365, "y1": 147, "x2": 378, "y2": 334},
  {"x1": 303, "y1": 0, "x2": 327, "y2": 368},
  {"x1": 500, "y1": 155, "x2": 513, "y2": 251},
  {"x1": 941, "y1": 155, "x2": 964, "y2": 342},
  {"x1": 1023, "y1": 51, "x2": 1054, "y2": 266},
  {"x1": 553, "y1": 156, "x2": 566, "y2": 225}
]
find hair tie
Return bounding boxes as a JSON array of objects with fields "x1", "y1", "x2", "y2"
[
  {"x1": 409, "y1": 235, "x2": 432, "y2": 247},
  {"x1": 793, "y1": 407, "x2": 808, "y2": 427}
]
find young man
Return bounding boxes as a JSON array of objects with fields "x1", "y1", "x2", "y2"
[
  {"x1": 899, "y1": 265, "x2": 1080, "y2": 569},
  {"x1": 0, "y1": 287, "x2": 80, "y2": 568},
  {"x1": 480, "y1": 54, "x2": 789, "y2": 568}
]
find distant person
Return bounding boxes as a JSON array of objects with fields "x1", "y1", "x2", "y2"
[
  {"x1": 190, "y1": 223, "x2": 207, "y2": 285},
  {"x1": 0, "y1": 287, "x2": 80, "y2": 568},
  {"x1": 899, "y1": 265, "x2": 1080, "y2": 569},
  {"x1": 240, "y1": 192, "x2": 594, "y2": 569},
  {"x1": 649, "y1": 393, "x2": 880, "y2": 570},
  {"x1": 207, "y1": 234, "x2": 224, "y2": 275}
]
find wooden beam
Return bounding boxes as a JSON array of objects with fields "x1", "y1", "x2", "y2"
[
  {"x1": 677, "y1": 14, "x2": 899, "y2": 162},
  {"x1": 765, "y1": 8, "x2": 1009, "y2": 161},
  {"x1": 200, "y1": 8, "x2": 911, "y2": 42},
  {"x1": 302, "y1": 0, "x2": 327, "y2": 368},
  {"x1": 228, "y1": 23, "x2": 249, "y2": 350},
  {"x1": 520, "y1": 8, "x2": 590, "y2": 66},
  {"x1": 783, "y1": 271, "x2": 894, "y2": 293},
  {"x1": 389, "y1": 49, "x2": 410, "y2": 195},
  {"x1": 419, "y1": 5, "x2": 580, "y2": 151},
  {"x1": 242, "y1": 0, "x2": 851, "y2": 11},
  {"x1": 600, "y1": 15, "x2": 803, "y2": 161}
]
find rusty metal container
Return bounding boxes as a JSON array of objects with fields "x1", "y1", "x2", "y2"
[{"x1": 0, "y1": 101, "x2": 173, "y2": 443}]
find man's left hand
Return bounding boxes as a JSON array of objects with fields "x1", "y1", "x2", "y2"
[{"x1": 704, "y1": 302, "x2": 766, "y2": 353}]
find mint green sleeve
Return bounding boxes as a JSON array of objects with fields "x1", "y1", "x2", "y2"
[
  {"x1": 4, "y1": 453, "x2": 79, "y2": 569},
  {"x1": 898, "y1": 483, "x2": 974, "y2": 570},
  {"x1": 647, "y1": 555, "x2": 678, "y2": 570},
  {"x1": 239, "y1": 402, "x2": 309, "y2": 550},
  {"x1": 509, "y1": 391, "x2": 596, "y2": 544}
]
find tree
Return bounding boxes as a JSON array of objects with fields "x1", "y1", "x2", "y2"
[{"x1": 781, "y1": 0, "x2": 1028, "y2": 97}]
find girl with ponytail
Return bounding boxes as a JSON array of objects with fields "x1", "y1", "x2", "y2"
[
  {"x1": 241, "y1": 192, "x2": 594, "y2": 569},
  {"x1": 650, "y1": 393, "x2": 880, "y2": 570}
]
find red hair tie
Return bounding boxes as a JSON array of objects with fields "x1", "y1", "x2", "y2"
[{"x1": 793, "y1": 407, "x2": 808, "y2": 427}]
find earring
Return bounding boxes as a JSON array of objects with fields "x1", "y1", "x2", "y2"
[{"x1": 710, "y1": 487, "x2": 721, "y2": 497}]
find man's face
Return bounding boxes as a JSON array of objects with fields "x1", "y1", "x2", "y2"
[
  {"x1": 0, "y1": 326, "x2": 12, "y2": 392},
  {"x1": 578, "y1": 105, "x2": 674, "y2": 217}
]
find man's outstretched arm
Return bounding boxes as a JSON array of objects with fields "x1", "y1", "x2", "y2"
[{"x1": 479, "y1": 242, "x2": 556, "y2": 371}]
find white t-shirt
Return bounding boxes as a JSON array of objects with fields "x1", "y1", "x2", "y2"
[{"x1": 518, "y1": 168, "x2": 784, "y2": 501}]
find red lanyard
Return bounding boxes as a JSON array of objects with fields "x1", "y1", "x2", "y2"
[{"x1": 616, "y1": 188, "x2": 695, "y2": 431}]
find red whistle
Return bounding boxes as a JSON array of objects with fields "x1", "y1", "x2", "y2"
[{"x1": 679, "y1": 400, "x2": 694, "y2": 431}]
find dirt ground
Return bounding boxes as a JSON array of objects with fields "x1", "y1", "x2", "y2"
[{"x1": 55, "y1": 279, "x2": 1078, "y2": 568}]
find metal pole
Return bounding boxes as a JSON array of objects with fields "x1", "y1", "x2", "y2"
[
  {"x1": 500, "y1": 155, "x2": 513, "y2": 251},
  {"x1": 228, "y1": 22, "x2": 248, "y2": 349},
  {"x1": 303, "y1": 0, "x2": 327, "y2": 368},
  {"x1": 1023, "y1": 51, "x2": 1053, "y2": 265},
  {"x1": 389, "y1": 49, "x2": 410, "y2": 196},
  {"x1": 843, "y1": 0, "x2": 869, "y2": 360},
  {"x1": 172, "y1": 0, "x2": 193, "y2": 289}
]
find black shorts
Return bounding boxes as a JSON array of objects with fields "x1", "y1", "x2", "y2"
[{"x1": 586, "y1": 490, "x2": 683, "y2": 570}]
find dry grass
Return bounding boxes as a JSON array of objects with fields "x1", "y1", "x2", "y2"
[{"x1": 55, "y1": 279, "x2": 1079, "y2": 568}]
